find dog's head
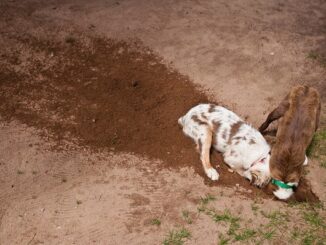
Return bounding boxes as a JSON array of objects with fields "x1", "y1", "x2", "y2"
[
  {"x1": 268, "y1": 153, "x2": 320, "y2": 202},
  {"x1": 243, "y1": 153, "x2": 271, "y2": 188},
  {"x1": 250, "y1": 154, "x2": 271, "y2": 188}
]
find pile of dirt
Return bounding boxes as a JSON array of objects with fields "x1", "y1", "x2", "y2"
[{"x1": 0, "y1": 33, "x2": 268, "y2": 197}]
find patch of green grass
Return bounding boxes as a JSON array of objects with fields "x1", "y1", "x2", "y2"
[
  {"x1": 163, "y1": 228, "x2": 191, "y2": 245},
  {"x1": 261, "y1": 210, "x2": 289, "y2": 227},
  {"x1": 197, "y1": 205, "x2": 205, "y2": 213},
  {"x1": 288, "y1": 200, "x2": 324, "y2": 210},
  {"x1": 210, "y1": 210, "x2": 239, "y2": 223},
  {"x1": 208, "y1": 210, "x2": 240, "y2": 236},
  {"x1": 307, "y1": 51, "x2": 319, "y2": 60},
  {"x1": 181, "y1": 210, "x2": 192, "y2": 224},
  {"x1": 307, "y1": 129, "x2": 326, "y2": 158},
  {"x1": 151, "y1": 218, "x2": 161, "y2": 226},
  {"x1": 307, "y1": 51, "x2": 326, "y2": 67},
  {"x1": 218, "y1": 234, "x2": 230, "y2": 245},
  {"x1": 291, "y1": 229, "x2": 300, "y2": 241},
  {"x1": 302, "y1": 232, "x2": 317, "y2": 245},
  {"x1": 260, "y1": 229, "x2": 275, "y2": 240},
  {"x1": 303, "y1": 211, "x2": 325, "y2": 228},
  {"x1": 200, "y1": 194, "x2": 216, "y2": 205},
  {"x1": 251, "y1": 203, "x2": 259, "y2": 214},
  {"x1": 234, "y1": 229, "x2": 256, "y2": 241},
  {"x1": 198, "y1": 194, "x2": 216, "y2": 213},
  {"x1": 320, "y1": 160, "x2": 326, "y2": 168}
]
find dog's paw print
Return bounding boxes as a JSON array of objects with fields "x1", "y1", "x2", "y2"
[{"x1": 205, "y1": 168, "x2": 219, "y2": 181}]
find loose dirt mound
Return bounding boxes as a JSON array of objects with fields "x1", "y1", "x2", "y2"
[{"x1": 0, "y1": 33, "x2": 268, "y2": 196}]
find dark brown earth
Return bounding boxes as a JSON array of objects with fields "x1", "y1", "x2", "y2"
[
  {"x1": 0, "y1": 33, "x2": 266, "y2": 196},
  {"x1": 1, "y1": 1, "x2": 325, "y2": 244}
]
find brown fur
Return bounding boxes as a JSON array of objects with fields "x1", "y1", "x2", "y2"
[
  {"x1": 228, "y1": 121, "x2": 244, "y2": 144},
  {"x1": 208, "y1": 104, "x2": 217, "y2": 113},
  {"x1": 259, "y1": 85, "x2": 321, "y2": 202},
  {"x1": 201, "y1": 112, "x2": 208, "y2": 120},
  {"x1": 249, "y1": 139, "x2": 256, "y2": 145},
  {"x1": 212, "y1": 120, "x2": 221, "y2": 146},
  {"x1": 191, "y1": 115, "x2": 207, "y2": 125}
]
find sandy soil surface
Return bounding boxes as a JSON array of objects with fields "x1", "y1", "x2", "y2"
[{"x1": 0, "y1": 0, "x2": 325, "y2": 244}]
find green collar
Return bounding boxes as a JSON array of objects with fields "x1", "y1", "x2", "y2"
[{"x1": 271, "y1": 179, "x2": 295, "y2": 189}]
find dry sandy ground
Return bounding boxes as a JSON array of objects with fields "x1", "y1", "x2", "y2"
[{"x1": 0, "y1": 0, "x2": 326, "y2": 244}]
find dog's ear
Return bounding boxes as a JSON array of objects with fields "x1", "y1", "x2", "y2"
[
  {"x1": 259, "y1": 95, "x2": 290, "y2": 133},
  {"x1": 293, "y1": 178, "x2": 319, "y2": 203}
]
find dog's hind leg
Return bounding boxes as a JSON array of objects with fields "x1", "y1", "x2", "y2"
[
  {"x1": 259, "y1": 95, "x2": 290, "y2": 133},
  {"x1": 198, "y1": 127, "x2": 219, "y2": 181}
]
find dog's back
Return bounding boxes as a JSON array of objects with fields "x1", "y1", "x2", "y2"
[{"x1": 271, "y1": 86, "x2": 320, "y2": 184}]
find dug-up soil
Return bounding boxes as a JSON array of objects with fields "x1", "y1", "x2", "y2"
[
  {"x1": 1, "y1": 0, "x2": 326, "y2": 244},
  {"x1": 0, "y1": 33, "x2": 264, "y2": 196}
]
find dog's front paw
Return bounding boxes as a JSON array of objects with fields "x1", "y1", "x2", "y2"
[{"x1": 205, "y1": 168, "x2": 219, "y2": 181}]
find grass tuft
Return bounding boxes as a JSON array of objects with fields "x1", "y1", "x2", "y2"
[
  {"x1": 261, "y1": 210, "x2": 289, "y2": 227},
  {"x1": 307, "y1": 129, "x2": 326, "y2": 158},
  {"x1": 181, "y1": 210, "x2": 192, "y2": 224},
  {"x1": 200, "y1": 194, "x2": 216, "y2": 205},
  {"x1": 163, "y1": 228, "x2": 191, "y2": 245},
  {"x1": 307, "y1": 51, "x2": 326, "y2": 67},
  {"x1": 303, "y1": 211, "x2": 325, "y2": 228},
  {"x1": 234, "y1": 229, "x2": 256, "y2": 241},
  {"x1": 260, "y1": 229, "x2": 275, "y2": 240},
  {"x1": 218, "y1": 234, "x2": 230, "y2": 245},
  {"x1": 151, "y1": 218, "x2": 161, "y2": 226}
]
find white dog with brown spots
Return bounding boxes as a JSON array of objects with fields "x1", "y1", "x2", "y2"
[{"x1": 178, "y1": 104, "x2": 271, "y2": 187}]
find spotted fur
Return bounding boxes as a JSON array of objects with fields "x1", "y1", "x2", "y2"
[{"x1": 178, "y1": 104, "x2": 271, "y2": 187}]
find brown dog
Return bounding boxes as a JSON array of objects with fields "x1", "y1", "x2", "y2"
[{"x1": 259, "y1": 85, "x2": 321, "y2": 201}]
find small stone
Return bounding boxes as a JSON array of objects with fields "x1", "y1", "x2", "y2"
[
  {"x1": 228, "y1": 169, "x2": 234, "y2": 173},
  {"x1": 236, "y1": 183, "x2": 240, "y2": 188},
  {"x1": 131, "y1": 80, "x2": 139, "y2": 87},
  {"x1": 247, "y1": 189, "x2": 253, "y2": 193},
  {"x1": 92, "y1": 118, "x2": 97, "y2": 123}
]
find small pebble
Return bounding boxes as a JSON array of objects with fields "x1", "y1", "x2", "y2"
[
  {"x1": 228, "y1": 168, "x2": 234, "y2": 173},
  {"x1": 131, "y1": 80, "x2": 139, "y2": 87}
]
